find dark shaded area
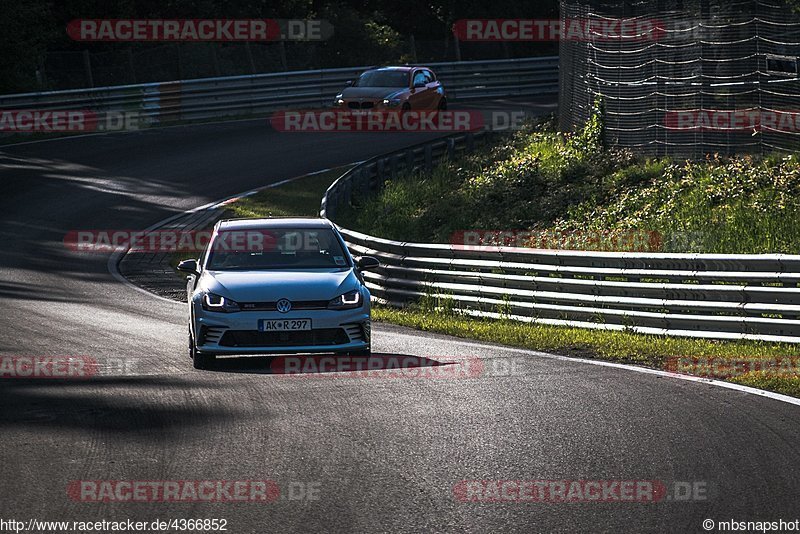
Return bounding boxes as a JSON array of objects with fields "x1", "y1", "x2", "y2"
[
  {"x1": 2, "y1": 0, "x2": 560, "y2": 92},
  {"x1": 201, "y1": 352, "x2": 454, "y2": 375},
  {"x1": 0, "y1": 377, "x2": 246, "y2": 435}
]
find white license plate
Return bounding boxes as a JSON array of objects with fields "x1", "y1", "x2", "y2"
[{"x1": 259, "y1": 319, "x2": 312, "y2": 332}]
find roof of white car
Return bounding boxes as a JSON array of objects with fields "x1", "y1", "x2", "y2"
[{"x1": 218, "y1": 218, "x2": 335, "y2": 231}]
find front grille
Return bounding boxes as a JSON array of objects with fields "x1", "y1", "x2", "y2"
[
  {"x1": 239, "y1": 300, "x2": 329, "y2": 312},
  {"x1": 219, "y1": 329, "x2": 349, "y2": 347},
  {"x1": 347, "y1": 101, "x2": 374, "y2": 109}
]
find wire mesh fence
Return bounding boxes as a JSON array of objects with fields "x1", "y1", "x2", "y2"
[{"x1": 559, "y1": 0, "x2": 800, "y2": 158}]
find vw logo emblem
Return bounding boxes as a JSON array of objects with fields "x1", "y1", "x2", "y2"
[{"x1": 276, "y1": 298, "x2": 292, "y2": 313}]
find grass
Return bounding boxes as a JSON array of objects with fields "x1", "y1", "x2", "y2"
[
  {"x1": 166, "y1": 166, "x2": 353, "y2": 273},
  {"x1": 226, "y1": 166, "x2": 352, "y2": 219},
  {"x1": 337, "y1": 113, "x2": 800, "y2": 254},
  {"x1": 373, "y1": 306, "x2": 800, "y2": 397}
]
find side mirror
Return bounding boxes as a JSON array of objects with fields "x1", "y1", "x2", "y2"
[
  {"x1": 344, "y1": 80, "x2": 354, "y2": 87},
  {"x1": 177, "y1": 259, "x2": 200, "y2": 276},
  {"x1": 414, "y1": 81, "x2": 426, "y2": 88},
  {"x1": 356, "y1": 256, "x2": 380, "y2": 272}
]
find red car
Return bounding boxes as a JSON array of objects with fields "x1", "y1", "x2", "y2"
[{"x1": 333, "y1": 66, "x2": 447, "y2": 112}]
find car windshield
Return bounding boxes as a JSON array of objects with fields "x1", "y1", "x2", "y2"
[
  {"x1": 205, "y1": 228, "x2": 351, "y2": 270},
  {"x1": 355, "y1": 70, "x2": 408, "y2": 88}
]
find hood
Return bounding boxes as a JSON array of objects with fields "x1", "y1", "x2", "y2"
[
  {"x1": 341, "y1": 87, "x2": 405, "y2": 100},
  {"x1": 200, "y1": 268, "x2": 358, "y2": 302}
]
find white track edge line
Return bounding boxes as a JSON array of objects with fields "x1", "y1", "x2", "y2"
[{"x1": 386, "y1": 329, "x2": 800, "y2": 408}]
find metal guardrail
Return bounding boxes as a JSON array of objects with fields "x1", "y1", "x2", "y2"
[
  {"x1": 320, "y1": 133, "x2": 800, "y2": 344},
  {"x1": 0, "y1": 56, "x2": 558, "y2": 125}
]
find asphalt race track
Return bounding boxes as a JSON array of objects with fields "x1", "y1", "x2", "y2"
[{"x1": 1, "y1": 98, "x2": 800, "y2": 533}]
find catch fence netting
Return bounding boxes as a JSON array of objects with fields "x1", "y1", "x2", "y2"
[{"x1": 559, "y1": 0, "x2": 800, "y2": 158}]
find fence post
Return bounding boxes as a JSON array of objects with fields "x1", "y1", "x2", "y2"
[
  {"x1": 278, "y1": 41, "x2": 288, "y2": 70},
  {"x1": 82, "y1": 50, "x2": 94, "y2": 87},
  {"x1": 126, "y1": 48, "x2": 137, "y2": 83},
  {"x1": 176, "y1": 44, "x2": 183, "y2": 80},
  {"x1": 245, "y1": 42, "x2": 257, "y2": 74},
  {"x1": 409, "y1": 34, "x2": 418, "y2": 63},
  {"x1": 210, "y1": 45, "x2": 221, "y2": 76}
]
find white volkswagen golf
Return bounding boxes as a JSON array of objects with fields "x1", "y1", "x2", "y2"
[{"x1": 178, "y1": 218, "x2": 379, "y2": 369}]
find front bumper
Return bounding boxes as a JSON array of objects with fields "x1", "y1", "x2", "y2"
[{"x1": 192, "y1": 306, "x2": 371, "y2": 355}]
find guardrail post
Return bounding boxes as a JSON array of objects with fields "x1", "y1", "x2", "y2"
[
  {"x1": 366, "y1": 164, "x2": 377, "y2": 191},
  {"x1": 424, "y1": 144, "x2": 432, "y2": 170},
  {"x1": 376, "y1": 159, "x2": 385, "y2": 182},
  {"x1": 466, "y1": 133, "x2": 475, "y2": 153},
  {"x1": 356, "y1": 168, "x2": 367, "y2": 196},
  {"x1": 447, "y1": 138, "x2": 456, "y2": 159},
  {"x1": 327, "y1": 195, "x2": 337, "y2": 219},
  {"x1": 406, "y1": 150, "x2": 415, "y2": 173},
  {"x1": 390, "y1": 154, "x2": 398, "y2": 178},
  {"x1": 343, "y1": 179, "x2": 352, "y2": 205}
]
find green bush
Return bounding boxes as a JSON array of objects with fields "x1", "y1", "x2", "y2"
[{"x1": 339, "y1": 107, "x2": 800, "y2": 254}]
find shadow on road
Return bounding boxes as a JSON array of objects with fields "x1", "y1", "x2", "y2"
[
  {"x1": 200, "y1": 353, "x2": 460, "y2": 377},
  {"x1": 0, "y1": 376, "x2": 245, "y2": 435}
]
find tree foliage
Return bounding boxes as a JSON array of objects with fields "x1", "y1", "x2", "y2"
[{"x1": 0, "y1": 0, "x2": 558, "y2": 92}]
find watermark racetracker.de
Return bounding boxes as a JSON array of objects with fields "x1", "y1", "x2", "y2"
[
  {"x1": 0, "y1": 355, "x2": 142, "y2": 378},
  {"x1": 450, "y1": 229, "x2": 664, "y2": 252},
  {"x1": 664, "y1": 110, "x2": 800, "y2": 132},
  {"x1": 0, "y1": 111, "x2": 141, "y2": 133},
  {"x1": 453, "y1": 479, "x2": 709, "y2": 503},
  {"x1": 68, "y1": 479, "x2": 322, "y2": 502},
  {"x1": 452, "y1": 18, "x2": 665, "y2": 42},
  {"x1": 665, "y1": 356, "x2": 800, "y2": 379},
  {"x1": 66, "y1": 19, "x2": 333, "y2": 42},
  {"x1": 269, "y1": 110, "x2": 539, "y2": 133}
]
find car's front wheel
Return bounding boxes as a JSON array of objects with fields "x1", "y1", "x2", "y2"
[{"x1": 189, "y1": 330, "x2": 215, "y2": 370}]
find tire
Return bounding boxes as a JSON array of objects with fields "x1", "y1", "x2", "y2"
[
  {"x1": 437, "y1": 97, "x2": 447, "y2": 111},
  {"x1": 189, "y1": 330, "x2": 215, "y2": 370}
]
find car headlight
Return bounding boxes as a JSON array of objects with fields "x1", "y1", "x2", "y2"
[
  {"x1": 334, "y1": 96, "x2": 345, "y2": 106},
  {"x1": 328, "y1": 290, "x2": 362, "y2": 310},
  {"x1": 202, "y1": 292, "x2": 241, "y2": 313},
  {"x1": 382, "y1": 99, "x2": 401, "y2": 107}
]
